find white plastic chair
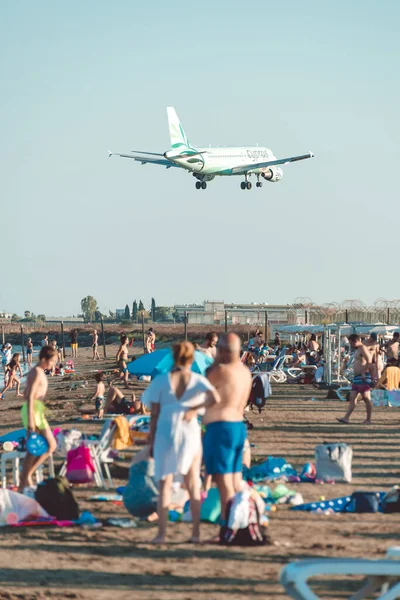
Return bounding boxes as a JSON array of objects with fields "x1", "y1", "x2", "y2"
[
  {"x1": 1, "y1": 451, "x2": 55, "y2": 489},
  {"x1": 280, "y1": 558, "x2": 400, "y2": 600},
  {"x1": 59, "y1": 419, "x2": 116, "y2": 489}
]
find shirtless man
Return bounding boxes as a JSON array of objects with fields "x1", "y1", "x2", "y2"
[
  {"x1": 198, "y1": 332, "x2": 218, "y2": 359},
  {"x1": 18, "y1": 346, "x2": 58, "y2": 492},
  {"x1": 116, "y1": 335, "x2": 129, "y2": 387},
  {"x1": 364, "y1": 332, "x2": 380, "y2": 382},
  {"x1": 204, "y1": 333, "x2": 252, "y2": 523},
  {"x1": 337, "y1": 333, "x2": 373, "y2": 425},
  {"x1": 386, "y1": 332, "x2": 400, "y2": 362},
  {"x1": 92, "y1": 329, "x2": 100, "y2": 361}
]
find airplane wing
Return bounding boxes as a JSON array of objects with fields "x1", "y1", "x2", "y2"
[
  {"x1": 108, "y1": 150, "x2": 181, "y2": 169},
  {"x1": 227, "y1": 151, "x2": 314, "y2": 175}
]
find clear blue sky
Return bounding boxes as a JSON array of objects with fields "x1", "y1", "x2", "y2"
[{"x1": 1, "y1": 0, "x2": 399, "y2": 316}]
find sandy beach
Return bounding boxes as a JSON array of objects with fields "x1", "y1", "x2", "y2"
[{"x1": 0, "y1": 345, "x2": 399, "y2": 599}]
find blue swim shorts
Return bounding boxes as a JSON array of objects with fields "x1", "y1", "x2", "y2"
[{"x1": 203, "y1": 421, "x2": 246, "y2": 475}]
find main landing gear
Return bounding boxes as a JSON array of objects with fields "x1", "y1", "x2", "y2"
[
  {"x1": 195, "y1": 181, "x2": 207, "y2": 190},
  {"x1": 240, "y1": 174, "x2": 262, "y2": 190},
  {"x1": 240, "y1": 181, "x2": 252, "y2": 190},
  {"x1": 240, "y1": 174, "x2": 252, "y2": 190}
]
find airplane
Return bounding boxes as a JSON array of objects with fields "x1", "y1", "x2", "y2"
[{"x1": 109, "y1": 107, "x2": 314, "y2": 191}]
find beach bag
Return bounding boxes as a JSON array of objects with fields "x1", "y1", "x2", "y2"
[
  {"x1": 343, "y1": 491, "x2": 380, "y2": 513},
  {"x1": 35, "y1": 476, "x2": 79, "y2": 520},
  {"x1": 66, "y1": 444, "x2": 96, "y2": 484},
  {"x1": 248, "y1": 374, "x2": 271, "y2": 413},
  {"x1": 0, "y1": 489, "x2": 49, "y2": 526},
  {"x1": 220, "y1": 490, "x2": 266, "y2": 546},
  {"x1": 123, "y1": 458, "x2": 159, "y2": 518},
  {"x1": 315, "y1": 442, "x2": 352, "y2": 483},
  {"x1": 382, "y1": 487, "x2": 400, "y2": 513}
]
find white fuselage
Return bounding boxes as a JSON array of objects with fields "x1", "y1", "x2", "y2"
[{"x1": 166, "y1": 146, "x2": 275, "y2": 176}]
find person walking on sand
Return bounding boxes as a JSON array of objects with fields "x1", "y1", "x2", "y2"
[
  {"x1": 26, "y1": 338, "x2": 34, "y2": 369},
  {"x1": 70, "y1": 329, "x2": 78, "y2": 358},
  {"x1": 337, "y1": 333, "x2": 373, "y2": 425},
  {"x1": 92, "y1": 329, "x2": 100, "y2": 361},
  {"x1": 1, "y1": 353, "x2": 24, "y2": 398},
  {"x1": 116, "y1": 335, "x2": 129, "y2": 387},
  {"x1": 18, "y1": 345, "x2": 58, "y2": 492},
  {"x1": 143, "y1": 341, "x2": 220, "y2": 544},
  {"x1": 203, "y1": 333, "x2": 252, "y2": 528}
]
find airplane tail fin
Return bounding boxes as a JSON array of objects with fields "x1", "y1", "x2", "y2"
[{"x1": 167, "y1": 107, "x2": 191, "y2": 150}]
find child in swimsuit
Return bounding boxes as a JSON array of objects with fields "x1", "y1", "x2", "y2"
[
  {"x1": 1, "y1": 354, "x2": 23, "y2": 398},
  {"x1": 91, "y1": 372, "x2": 106, "y2": 418}
]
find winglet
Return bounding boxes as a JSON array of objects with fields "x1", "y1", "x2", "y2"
[{"x1": 108, "y1": 150, "x2": 113, "y2": 157}]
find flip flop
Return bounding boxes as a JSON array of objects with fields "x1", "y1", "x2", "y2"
[{"x1": 336, "y1": 418, "x2": 349, "y2": 424}]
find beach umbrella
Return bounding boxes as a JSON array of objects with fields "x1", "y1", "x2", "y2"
[{"x1": 127, "y1": 349, "x2": 214, "y2": 378}]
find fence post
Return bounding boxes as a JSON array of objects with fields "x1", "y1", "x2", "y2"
[
  {"x1": 20, "y1": 325, "x2": 26, "y2": 364},
  {"x1": 100, "y1": 318, "x2": 107, "y2": 358},
  {"x1": 142, "y1": 311, "x2": 146, "y2": 351},
  {"x1": 184, "y1": 311, "x2": 188, "y2": 341},
  {"x1": 264, "y1": 311, "x2": 268, "y2": 342},
  {"x1": 224, "y1": 311, "x2": 228, "y2": 333},
  {"x1": 387, "y1": 307, "x2": 390, "y2": 325},
  {"x1": 61, "y1": 321, "x2": 66, "y2": 360}
]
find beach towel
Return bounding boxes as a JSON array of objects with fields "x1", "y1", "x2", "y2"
[
  {"x1": 112, "y1": 416, "x2": 134, "y2": 450},
  {"x1": 243, "y1": 457, "x2": 297, "y2": 482},
  {"x1": 292, "y1": 492, "x2": 386, "y2": 513}
]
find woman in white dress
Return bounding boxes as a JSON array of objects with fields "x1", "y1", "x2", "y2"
[{"x1": 143, "y1": 341, "x2": 219, "y2": 544}]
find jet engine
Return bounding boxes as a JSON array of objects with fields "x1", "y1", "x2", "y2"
[{"x1": 261, "y1": 167, "x2": 283, "y2": 182}]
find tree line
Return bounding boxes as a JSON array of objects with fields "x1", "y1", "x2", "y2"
[{"x1": 11, "y1": 297, "x2": 181, "y2": 324}]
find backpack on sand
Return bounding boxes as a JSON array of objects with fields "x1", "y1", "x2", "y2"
[
  {"x1": 35, "y1": 476, "x2": 80, "y2": 520},
  {"x1": 343, "y1": 491, "x2": 380, "y2": 513},
  {"x1": 66, "y1": 444, "x2": 96, "y2": 484},
  {"x1": 315, "y1": 442, "x2": 353, "y2": 483},
  {"x1": 219, "y1": 490, "x2": 267, "y2": 546}
]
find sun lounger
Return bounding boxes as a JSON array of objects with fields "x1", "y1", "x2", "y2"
[{"x1": 280, "y1": 558, "x2": 400, "y2": 600}]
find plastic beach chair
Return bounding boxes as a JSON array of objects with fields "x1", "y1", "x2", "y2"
[
  {"x1": 280, "y1": 558, "x2": 400, "y2": 600},
  {"x1": 1, "y1": 451, "x2": 55, "y2": 489},
  {"x1": 59, "y1": 420, "x2": 116, "y2": 489}
]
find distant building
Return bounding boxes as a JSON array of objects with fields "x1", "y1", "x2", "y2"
[
  {"x1": 173, "y1": 301, "x2": 304, "y2": 333},
  {"x1": 0, "y1": 311, "x2": 12, "y2": 321},
  {"x1": 46, "y1": 316, "x2": 85, "y2": 324}
]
